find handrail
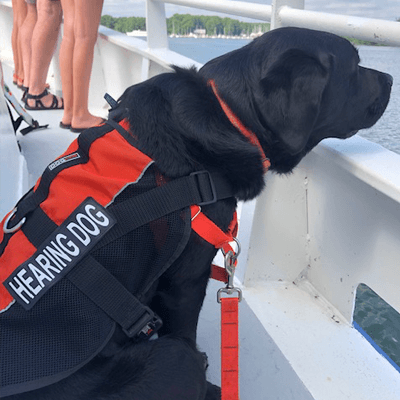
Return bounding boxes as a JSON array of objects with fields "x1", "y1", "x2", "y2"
[
  {"x1": 150, "y1": 0, "x2": 400, "y2": 47},
  {"x1": 278, "y1": 7, "x2": 400, "y2": 46},
  {"x1": 153, "y1": 0, "x2": 272, "y2": 21}
]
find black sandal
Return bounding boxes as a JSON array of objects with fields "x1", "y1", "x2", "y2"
[
  {"x1": 24, "y1": 89, "x2": 64, "y2": 110},
  {"x1": 21, "y1": 86, "x2": 29, "y2": 103}
]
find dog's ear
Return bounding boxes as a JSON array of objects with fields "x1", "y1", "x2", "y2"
[{"x1": 258, "y1": 49, "x2": 331, "y2": 155}]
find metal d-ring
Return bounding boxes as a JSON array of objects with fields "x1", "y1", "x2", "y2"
[
  {"x1": 221, "y1": 237, "x2": 241, "y2": 259},
  {"x1": 191, "y1": 206, "x2": 202, "y2": 221},
  {"x1": 217, "y1": 286, "x2": 242, "y2": 303},
  {"x1": 3, "y1": 208, "x2": 26, "y2": 234}
]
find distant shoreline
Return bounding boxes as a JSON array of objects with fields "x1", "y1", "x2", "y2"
[
  {"x1": 127, "y1": 31, "x2": 382, "y2": 45},
  {"x1": 169, "y1": 33, "x2": 260, "y2": 40},
  {"x1": 126, "y1": 31, "x2": 263, "y2": 40}
]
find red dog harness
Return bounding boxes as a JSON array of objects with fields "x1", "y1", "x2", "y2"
[
  {"x1": 1, "y1": 82, "x2": 268, "y2": 398},
  {"x1": 0, "y1": 118, "x2": 235, "y2": 396}
]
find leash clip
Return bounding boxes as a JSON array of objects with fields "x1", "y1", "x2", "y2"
[{"x1": 217, "y1": 238, "x2": 242, "y2": 303}]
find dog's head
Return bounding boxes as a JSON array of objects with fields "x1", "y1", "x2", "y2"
[{"x1": 200, "y1": 27, "x2": 392, "y2": 173}]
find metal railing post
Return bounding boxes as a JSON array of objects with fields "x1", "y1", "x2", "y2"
[
  {"x1": 51, "y1": 29, "x2": 63, "y2": 98},
  {"x1": 271, "y1": 0, "x2": 304, "y2": 30},
  {"x1": 144, "y1": 1, "x2": 169, "y2": 80},
  {"x1": 146, "y1": 0, "x2": 169, "y2": 49}
]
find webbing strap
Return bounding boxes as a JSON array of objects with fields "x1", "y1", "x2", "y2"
[
  {"x1": 94, "y1": 171, "x2": 233, "y2": 251},
  {"x1": 221, "y1": 297, "x2": 240, "y2": 400},
  {"x1": 190, "y1": 206, "x2": 237, "y2": 251},
  {"x1": 18, "y1": 206, "x2": 157, "y2": 338},
  {"x1": 67, "y1": 255, "x2": 159, "y2": 338}
]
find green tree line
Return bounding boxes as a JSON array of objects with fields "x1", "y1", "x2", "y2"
[
  {"x1": 101, "y1": 14, "x2": 270, "y2": 36},
  {"x1": 101, "y1": 15, "x2": 146, "y2": 32},
  {"x1": 167, "y1": 14, "x2": 269, "y2": 36}
]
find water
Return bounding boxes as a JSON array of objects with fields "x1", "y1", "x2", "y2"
[
  {"x1": 169, "y1": 38, "x2": 400, "y2": 154},
  {"x1": 169, "y1": 37, "x2": 400, "y2": 367},
  {"x1": 357, "y1": 46, "x2": 400, "y2": 154}
]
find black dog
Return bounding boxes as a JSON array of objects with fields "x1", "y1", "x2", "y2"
[{"x1": 3, "y1": 27, "x2": 391, "y2": 400}]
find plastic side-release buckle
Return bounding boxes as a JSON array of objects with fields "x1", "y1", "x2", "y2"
[
  {"x1": 190, "y1": 170, "x2": 217, "y2": 206},
  {"x1": 123, "y1": 307, "x2": 163, "y2": 340}
]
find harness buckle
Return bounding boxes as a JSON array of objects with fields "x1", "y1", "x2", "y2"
[
  {"x1": 122, "y1": 307, "x2": 163, "y2": 340},
  {"x1": 190, "y1": 170, "x2": 217, "y2": 206}
]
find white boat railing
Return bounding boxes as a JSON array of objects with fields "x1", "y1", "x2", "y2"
[{"x1": 151, "y1": 0, "x2": 400, "y2": 45}]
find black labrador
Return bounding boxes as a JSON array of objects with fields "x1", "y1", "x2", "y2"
[{"x1": 4, "y1": 27, "x2": 392, "y2": 400}]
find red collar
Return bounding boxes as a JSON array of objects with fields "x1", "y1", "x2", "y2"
[{"x1": 209, "y1": 79, "x2": 270, "y2": 173}]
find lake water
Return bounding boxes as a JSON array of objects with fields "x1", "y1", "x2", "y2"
[{"x1": 169, "y1": 37, "x2": 400, "y2": 367}]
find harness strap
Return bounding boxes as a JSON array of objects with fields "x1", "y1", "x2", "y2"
[
  {"x1": 67, "y1": 255, "x2": 163, "y2": 339},
  {"x1": 17, "y1": 205, "x2": 162, "y2": 338},
  {"x1": 190, "y1": 206, "x2": 237, "y2": 252},
  {"x1": 94, "y1": 170, "x2": 233, "y2": 252},
  {"x1": 190, "y1": 205, "x2": 237, "y2": 283}
]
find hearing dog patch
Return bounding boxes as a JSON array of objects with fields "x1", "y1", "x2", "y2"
[{"x1": 4, "y1": 198, "x2": 115, "y2": 310}]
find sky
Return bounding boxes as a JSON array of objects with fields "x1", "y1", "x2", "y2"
[{"x1": 102, "y1": 0, "x2": 399, "y2": 22}]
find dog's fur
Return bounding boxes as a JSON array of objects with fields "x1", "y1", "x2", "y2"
[{"x1": 7, "y1": 27, "x2": 391, "y2": 399}]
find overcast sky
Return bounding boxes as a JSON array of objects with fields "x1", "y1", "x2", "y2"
[{"x1": 102, "y1": 0, "x2": 399, "y2": 22}]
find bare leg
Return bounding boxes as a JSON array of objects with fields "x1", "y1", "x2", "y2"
[
  {"x1": 11, "y1": 0, "x2": 19, "y2": 82},
  {"x1": 11, "y1": 0, "x2": 27, "y2": 85},
  {"x1": 26, "y1": 0, "x2": 63, "y2": 108},
  {"x1": 70, "y1": 0, "x2": 104, "y2": 129},
  {"x1": 59, "y1": 0, "x2": 75, "y2": 125},
  {"x1": 19, "y1": 2, "x2": 37, "y2": 89}
]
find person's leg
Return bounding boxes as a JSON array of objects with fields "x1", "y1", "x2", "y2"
[
  {"x1": 11, "y1": 0, "x2": 19, "y2": 83},
  {"x1": 19, "y1": 2, "x2": 37, "y2": 89},
  {"x1": 26, "y1": 0, "x2": 63, "y2": 108},
  {"x1": 70, "y1": 0, "x2": 104, "y2": 129},
  {"x1": 11, "y1": 0, "x2": 27, "y2": 86},
  {"x1": 59, "y1": 0, "x2": 75, "y2": 125}
]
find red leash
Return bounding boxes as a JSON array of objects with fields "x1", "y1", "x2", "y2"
[
  {"x1": 190, "y1": 81, "x2": 270, "y2": 399},
  {"x1": 220, "y1": 297, "x2": 240, "y2": 400},
  {"x1": 191, "y1": 206, "x2": 241, "y2": 400}
]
